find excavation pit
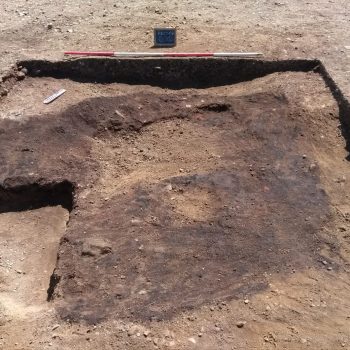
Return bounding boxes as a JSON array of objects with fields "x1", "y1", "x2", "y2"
[
  {"x1": 0, "y1": 58, "x2": 349, "y2": 326},
  {"x1": 0, "y1": 180, "x2": 74, "y2": 214}
]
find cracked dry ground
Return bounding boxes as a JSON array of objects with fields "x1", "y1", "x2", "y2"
[{"x1": 0, "y1": 70, "x2": 350, "y2": 349}]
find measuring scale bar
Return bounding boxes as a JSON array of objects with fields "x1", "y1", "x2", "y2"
[{"x1": 44, "y1": 89, "x2": 66, "y2": 104}]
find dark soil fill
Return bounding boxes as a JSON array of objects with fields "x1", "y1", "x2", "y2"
[{"x1": 0, "y1": 82, "x2": 333, "y2": 324}]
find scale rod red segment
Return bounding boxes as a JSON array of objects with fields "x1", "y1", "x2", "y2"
[{"x1": 64, "y1": 51, "x2": 115, "y2": 56}]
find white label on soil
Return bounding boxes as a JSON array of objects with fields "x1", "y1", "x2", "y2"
[{"x1": 43, "y1": 89, "x2": 66, "y2": 104}]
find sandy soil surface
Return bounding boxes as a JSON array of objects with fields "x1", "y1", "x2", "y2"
[{"x1": 1, "y1": 1, "x2": 350, "y2": 349}]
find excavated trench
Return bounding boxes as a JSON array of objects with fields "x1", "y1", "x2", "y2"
[
  {"x1": 19, "y1": 58, "x2": 318, "y2": 87},
  {"x1": 0, "y1": 180, "x2": 74, "y2": 213},
  {"x1": 0, "y1": 58, "x2": 349, "y2": 323},
  {"x1": 0, "y1": 180, "x2": 74, "y2": 310}
]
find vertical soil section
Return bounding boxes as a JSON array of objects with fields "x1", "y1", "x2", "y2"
[
  {"x1": 19, "y1": 58, "x2": 319, "y2": 88},
  {"x1": 0, "y1": 180, "x2": 74, "y2": 213}
]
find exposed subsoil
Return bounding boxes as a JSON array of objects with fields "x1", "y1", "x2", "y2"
[{"x1": 1, "y1": 70, "x2": 350, "y2": 349}]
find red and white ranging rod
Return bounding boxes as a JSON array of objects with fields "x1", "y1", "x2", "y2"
[{"x1": 64, "y1": 51, "x2": 263, "y2": 58}]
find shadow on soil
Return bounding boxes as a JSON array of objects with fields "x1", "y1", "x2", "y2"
[
  {"x1": 0, "y1": 178, "x2": 74, "y2": 213},
  {"x1": 20, "y1": 58, "x2": 318, "y2": 88}
]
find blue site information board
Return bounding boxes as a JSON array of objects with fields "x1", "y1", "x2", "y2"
[{"x1": 154, "y1": 28, "x2": 177, "y2": 47}]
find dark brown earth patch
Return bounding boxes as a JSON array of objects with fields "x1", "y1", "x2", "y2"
[
  {"x1": 52, "y1": 165, "x2": 330, "y2": 324},
  {"x1": 198, "y1": 102, "x2": 231, "y2": 112},
  {"x1": 14, "y1": 89, "x2": 332, "y2": 324}
]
